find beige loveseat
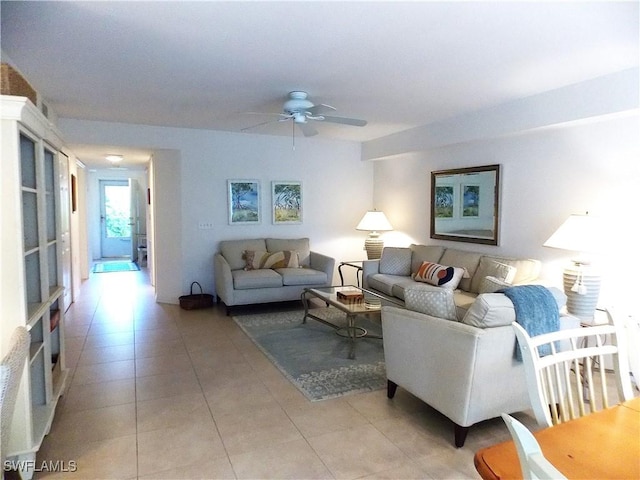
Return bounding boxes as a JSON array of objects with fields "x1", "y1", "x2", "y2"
[
  {"x1": 214, "y1": 238, "x2": 335, "y2": 314},
  {"x1": 363, "y1": 244, "x2": 579, "y2": 447}
]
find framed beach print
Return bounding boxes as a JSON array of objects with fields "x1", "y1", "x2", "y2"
[
  {"x1": 461, "y1": 184, "x2": 480, "y2": 217},
  {"x1": 228, "y1": 180, "x2": 261, "y2": 225},
  {"x1": 272, "y1": 181, "x2": 302, "y2": 224},
  {"x1": 434, "y1": 185, "x2": 454, "y2": 218}
]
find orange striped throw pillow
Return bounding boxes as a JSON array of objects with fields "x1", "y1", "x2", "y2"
[{"x1": 414, "y1": 261, "x2": 466, "y2": 289}]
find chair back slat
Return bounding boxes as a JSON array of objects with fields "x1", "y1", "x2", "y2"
[
  {"x1": 513, "y1": 308, "x2": 633, "y2": 427},
  {"x1": 501, "y1": 414, "x2": 568, "y2": 480}
]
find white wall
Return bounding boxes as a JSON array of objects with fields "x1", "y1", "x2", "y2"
[
  {"x1": 371, "y1": 111, "x2": 639, "y2": 316},
  {"x1": 58, "y1": 120, "x2": 374, "y2": 303},
  {"x1": 59, "y1": 70, "x2": 639, "y2": 315}
]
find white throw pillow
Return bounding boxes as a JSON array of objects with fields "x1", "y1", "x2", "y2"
[{"x1": 405, "y1": 286, "x2": 457, "y2": 321}]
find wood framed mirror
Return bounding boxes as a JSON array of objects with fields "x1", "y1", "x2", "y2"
[{"x1": 430, "y1": 164, "x2": 500, "y2": 245}]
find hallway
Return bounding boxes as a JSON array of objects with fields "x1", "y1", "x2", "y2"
[{"x1": 35, "y1": 268, "x2": 507, "y2": 479}]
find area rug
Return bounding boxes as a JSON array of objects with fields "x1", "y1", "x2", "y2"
[
  {"x1": 233, "y1": 309, "x2": 386, "y2": 401},
  {"x1": 92, "y1": 261, "x2": 140, "y2": 273}
]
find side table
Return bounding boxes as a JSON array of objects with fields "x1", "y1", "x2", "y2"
[{"x1": 338, "y1": 261, "x2": 364, "y2": 287}]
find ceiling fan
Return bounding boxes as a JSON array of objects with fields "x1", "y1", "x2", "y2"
[{"x1": 242, "y1": 91, "x2": 367, "y2": 138}]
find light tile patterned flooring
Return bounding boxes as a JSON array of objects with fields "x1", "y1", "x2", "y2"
[{"x1": 35, "y1": 268, "x2": 525, "y2": 479}]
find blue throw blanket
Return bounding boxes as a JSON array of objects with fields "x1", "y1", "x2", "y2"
[{"x1": 502, "y1": 285, "x2": 559, "y2": 361}]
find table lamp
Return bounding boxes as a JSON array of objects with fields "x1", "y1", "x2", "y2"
[
  {"x1": 356, "y1": 210, "x2": 393, "y2": 259},
  {"x1": 543, "y1": 213, "x2": 605, "y2": 321}
]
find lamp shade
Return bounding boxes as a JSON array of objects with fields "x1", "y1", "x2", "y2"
[
  {"x1": 356, "y1": 211, "x2": 393, "y2": 232},
  {"x1": 543, "y1": 214, "x2": 605, "y2": 257},
  {"x1": 543, "y1": 213, "x2": 605, "y2": 321}
]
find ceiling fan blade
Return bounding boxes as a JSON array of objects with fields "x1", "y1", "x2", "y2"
[
  {"x1": 320, "y1": 115, "x2": 367, "y2": 127},
  {"x1": 241, "y1": 118, "x2": 282, "y2": 132},
  {"x1": 307, "y1": 103, "x2": 336, "y2": 115},
  {"x1": 298, "y1": 122, "x2": 318, "y2": 137},
  {"x1": 245, "y1": 111, "x2": 289, "y2": 118}
]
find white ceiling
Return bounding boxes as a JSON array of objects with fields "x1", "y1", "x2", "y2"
[{"x1": 1, "y1": 1, "x2": 638, "y2": 169}]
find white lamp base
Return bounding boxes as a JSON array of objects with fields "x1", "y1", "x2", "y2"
[
  {"x1": 562, "y1": 264, "x2": 600, "y2": 321},
  {"x1": 364, "y1": 233, "x2": 384, "y2": 260}
]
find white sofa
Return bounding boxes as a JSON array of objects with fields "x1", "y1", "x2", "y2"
[
  {"x1": 214, "y1": 237, "x2": 335, "y2": 314},
  {"x1": 362, "y1": 244, "x2": 543, "y2": 317},
  {"x1": 364, "y1": 244, "x2": 579, "y2": 447}
]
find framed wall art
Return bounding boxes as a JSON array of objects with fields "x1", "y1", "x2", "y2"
[
  {"x1": 430, "y1": 164, "x2": 500, "y2": 245},
  {"x1": 227, "y1": 180, "x2": 261, "y2": 225},
  {"x1": 272, "y1": 181, "x2": 302, "y2": 224},
  {"x1": 461, "y1": 184, "x2": 480, "y2": 217}
]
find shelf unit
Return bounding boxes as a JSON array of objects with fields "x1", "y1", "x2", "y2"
[{"x1": 1, "y1": 95, "x2": 69, "y2": 478}]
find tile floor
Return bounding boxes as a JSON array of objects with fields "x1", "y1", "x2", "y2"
[{"x1": 34, "y1": 267, "x2": 529, "y2": 479}]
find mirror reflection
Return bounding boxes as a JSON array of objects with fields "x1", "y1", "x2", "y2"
[{"x1": 430, "y1": 164, "x2": 500, "y2": 245}]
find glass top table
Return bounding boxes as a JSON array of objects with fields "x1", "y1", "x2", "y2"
[{"x1": 301, "y1": 285, "x2": 404, "y2": 359}]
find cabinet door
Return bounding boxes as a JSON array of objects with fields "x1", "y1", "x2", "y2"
[{"x1": 58, "y1": 152, "x2": 72, "y2": 309}]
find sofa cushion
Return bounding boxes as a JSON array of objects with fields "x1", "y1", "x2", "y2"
[
  {"x1": 368, "y1": 273, "x2": 409, "y2": 296},
  {"x1": 390, "y1": 278, "x2": 426, "y2": 300},
  {"x1": 462, "y1": 287, "x2": 568, "y2": 328},
  {"x1": 379, "y1": 247, "x2": 412, "y2": 276},
  {"x1": 461, "y1": 293, "x2": 517, "y2": 328},
  {"x1": 469, "y1": 257, "x2": 514, "y2": 292},
  {"x1": 479, "y1": 275, "x2": 512, "y2": 294},
  {"x1": 439, "y1": 249, "x2": 483, "y2": 292},
  {"x1": 232, "y1": 269, "x2": 283, "y2": 290},
  {"x1": 244, "y1": 250, "x2": 299, "y2": 270},
  {"x1": 479, "y1": 255, "x2": 541, "y2": 286},
  {"x1": 405, "y1": 286, "x2": 457, "y2": 321},
  {"x1": 220, "y1": 239, "x2": 267, "y2": 271},
  {"x1": 469, "y1": 257, "x2": 517, "y2": 294},
  {"x1": 277, "y1": 267, "x2": 327, "y2": 286},
  {"x1": 266, "y1": 238, "x2": 311, "y2": 267},
  {"x1": 410, "y1": 244, "x2": 446, "y2": 274},
  {"x1": 453, "y1": 290, "x2": 478, "y2": 320},
  {"x1": 414, "y1": 261, "x2": 466, "y2": 290}
]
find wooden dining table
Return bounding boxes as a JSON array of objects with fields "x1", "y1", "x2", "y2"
[{"x1": 474, "y1": 397, "x2": 640, "y2": 479}]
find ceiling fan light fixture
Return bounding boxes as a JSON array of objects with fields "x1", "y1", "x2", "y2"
[
  {"x1": 283, "y1": 91, "x2": 314, "y2": 115},
  {"x1": 292, "y1": 112, "x2": 308, "y2": 123},
  {"x1": 105, "y1": 154, "x2": 123, "y2": 163}
]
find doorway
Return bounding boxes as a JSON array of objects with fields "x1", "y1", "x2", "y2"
[{"x1": 99, "y1": 180, "x2": 132, "y2": 258}]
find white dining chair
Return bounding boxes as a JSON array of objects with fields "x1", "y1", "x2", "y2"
[
  {"x1": 1, "y1": 326, "x2": 30, "y2": 477},
  {"x1": 501, "y1": 414, "x2": 567, "y2": 480},
  {"x1": 512, "y1": 309, "x2": 633, "y2": 427}
]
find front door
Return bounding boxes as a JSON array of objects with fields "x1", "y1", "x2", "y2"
[{"x1": 99, "y1": 180, "x2": 132, "y2": 258}]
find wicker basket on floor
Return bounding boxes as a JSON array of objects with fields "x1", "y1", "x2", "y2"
[{"x1": 179, "y1": 282, "x2": 214, "y2": 310}]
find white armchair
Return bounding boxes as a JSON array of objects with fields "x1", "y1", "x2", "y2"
[
  {"x1": 381, "y1": 287, "x2": 579, "y2": 447},
  {"x1": 382, "y1": 305, "x2": 532, "y2": 447}
]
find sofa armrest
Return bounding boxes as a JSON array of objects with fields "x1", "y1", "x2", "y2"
[
  {"x1": 214, "y1": 253, "x2": 234, "y2": 304},
  {"x1": 362, "y1": 259, "x2": 380, "y2": 289},
  {"x1": 310, "y1": 251, "x2": 336, "y2": 286}
]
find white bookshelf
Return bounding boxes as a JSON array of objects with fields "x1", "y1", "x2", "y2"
[{"x1": 1, "y1": 95, "x2": 69, "y2": 479}]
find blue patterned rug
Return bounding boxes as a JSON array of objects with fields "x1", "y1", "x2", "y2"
[
  {"x1": 232, "y1": 308, "x2": 386, "y2": 401},
  {"x1": 92, "y1": 261, "x2": 140, "y2": 273}
]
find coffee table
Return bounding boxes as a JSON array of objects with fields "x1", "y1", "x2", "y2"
[{"x1": 301, "y1": 285, "x2": 404, "y2": 359}]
